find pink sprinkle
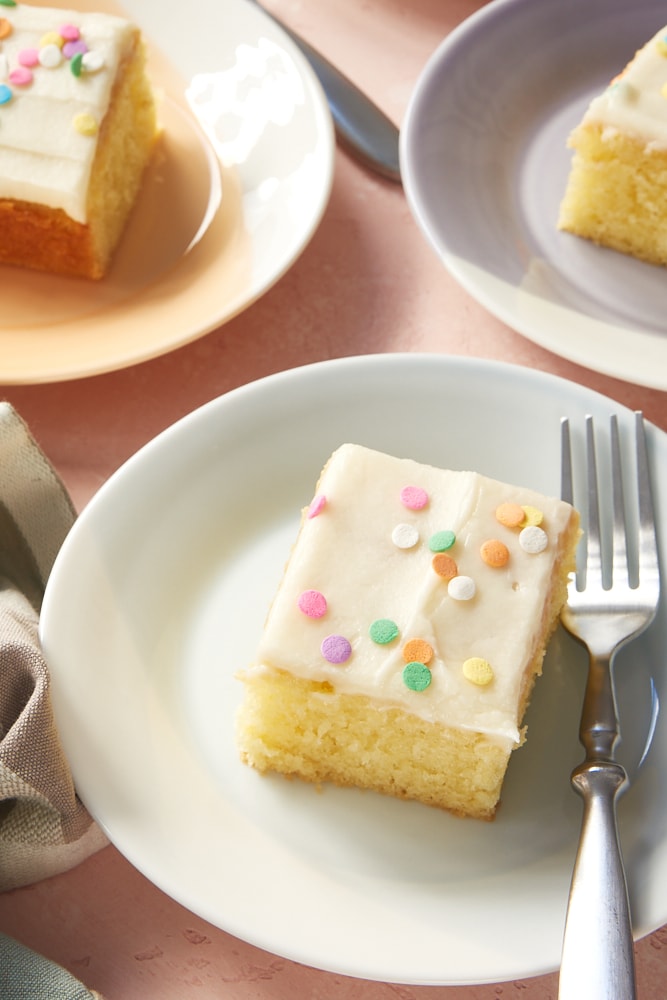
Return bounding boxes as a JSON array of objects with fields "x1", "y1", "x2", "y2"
[
  {"x1": 298, "y1": 589, "x2": 327, "y2": 618},
  {"x1": 9, "y1": 67, "x2": 33, "y2": 86},
  {"x1": 59, "y1": 24, "x2": 81, "y2": 41},
  {"x1": 400, "y1": 485, "x2": 429, "y2": 511},
  {"x1": 64, "y1": 40, "x2": 88, "y2": 59},
  {"x1": 307, "y1": 494, "x2": 326, "y2": 519},
  {"x1": 18, "y1": 48, "x2": 39, "y2": 68},
  {"x1": 321, "y1": 634, "x2": 352, "y2": 664}
]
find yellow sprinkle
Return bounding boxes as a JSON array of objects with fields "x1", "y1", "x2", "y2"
[
  {"x1": 661, "y1": 82, "x2": 667, "y2": 100},
  {"x1": 521, "y1": 505, "x2": 543, "y2": 527},
  {"x1": 73, "y1": 113, "x2": 98, "y2": 136},
  {"x1": 462, "y1": 657, "x2": 494, "y2": 687},
  {"x1": 656, "y1": 37, "x2": 667, "y2": 57},
  {"x1": 402, "y1": 638, "x2": 434, "y2": 665},
  {"x1": 40, "y1": 31, "x2": 64, "y2": 48}
]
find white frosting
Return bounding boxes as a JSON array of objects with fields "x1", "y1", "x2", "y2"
[
  {"x1": 0, "y1": 4, "x2": 136, "y2": 222},
  {"x1": 254, "y1": 444, "x2": 576, "y2": 748},
  {"x1": 579, "y1": 27, "x2": 667, "y2": 149}
]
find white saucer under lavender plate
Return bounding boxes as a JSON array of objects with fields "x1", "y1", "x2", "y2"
[{"x1": 401, "y1": 0, "x2": 667, "y2": 390}]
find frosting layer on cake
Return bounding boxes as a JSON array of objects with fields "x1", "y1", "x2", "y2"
[
  {"x1": 253, "y1": 444, "x2": 576, "y2": 747},
  {"x1": 0, "y1": 4, "x2": 136, "y2": 222},
  {"x1": 579, "y1": 26, "x2": 667, "y2": 148}
]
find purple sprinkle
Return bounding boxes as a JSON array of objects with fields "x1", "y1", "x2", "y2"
[
  {"x1": 321, "y1": 634, "x2": 352, "y2": 664},
  {"x1": 64, "y1": 40, "x2": 88, "y2": 59}
]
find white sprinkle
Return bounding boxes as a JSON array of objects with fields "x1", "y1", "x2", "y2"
[
  {"x1": 391, "y1": 523, "x2": 419, "y2": 549},
  {"x1": 82, "y1": 50, "x2": 105, "y2": 73},
  {"x1": 39, "y1": 44, "x2": 62, "y2": 69},
  {"x1": 519, "y1": 525, "x2": 548, "y2": 554},
  {"x1": 448, "y1": 575, "x2": 476, "y2": 601}
]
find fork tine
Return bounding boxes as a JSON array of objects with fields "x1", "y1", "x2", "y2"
[
  {"x1": 610, "y1": 414, "x2": 629, "y2": 590},
  {"x1": 560, "y1": 417, "x2": 573, "y2": 505},
  {"x1": 585, "y1": 415, "x2": 603, "y2": 589},
  {"x1": 635, "y1": 411, "x2": 660, "y2": 598}
]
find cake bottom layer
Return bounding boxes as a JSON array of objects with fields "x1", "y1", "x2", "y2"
[
  {"x1": 236, "y1": 669, "x2": 517, "y2": 821},
  {"x1": 558, "y1": 123, "x2": 667, "y2": 266}
]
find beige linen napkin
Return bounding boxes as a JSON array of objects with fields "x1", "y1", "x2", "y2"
[{"x1": 0, "y1": 402, "x2": 107, "y2": 892}]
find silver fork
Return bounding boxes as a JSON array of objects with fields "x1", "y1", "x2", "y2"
[{"x1": 558, "y1": 412, "x2": 660, "y2": 999}]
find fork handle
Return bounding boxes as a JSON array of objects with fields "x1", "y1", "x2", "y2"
[{"x1": 558, "y1": 760, "x2": 637, "y2": 999}]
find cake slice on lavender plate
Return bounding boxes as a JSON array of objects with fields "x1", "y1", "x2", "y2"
[
  {"x1": 559, "y1": 24, "x2": 667, "y2": 266},
  {"x1": 236, "y1": 443, "x2": 580, "y2": 821}
]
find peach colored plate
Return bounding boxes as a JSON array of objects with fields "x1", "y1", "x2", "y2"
[{"x1": 0, "y1": 0, "x2": 334, "y2": 384}]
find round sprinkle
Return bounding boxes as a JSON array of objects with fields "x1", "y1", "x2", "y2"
[
  {"x1": 369, "y1": 618, "x2": 399, "y2": 645},
  {"x1": 63, "y1": 39, "x2": 88, "y2": 60},
  {"x1": 39, "y1": 44, "x2": 63, "y2": 68},
  {"x1": 480, "y1": 539, "x2": 510, "y2": 568},
  {"x1": 391, "y1": 522, "x2": 419, "y2": 549},
  {"x1": 521, "y1": 505, "x2": 543, "y2": 527},
  {"x1": 73, "y1": 112, "x2": 99, "y2": 136},
  {"x1": 0, "y1": 0, "x2": 17, "y2": 6},
  {"x1": 495, "y1": 502, "x2": 525, "y2": 528},
  {"x1": 429, "y1": 529, "x2": 456, "y2": 552},
  {"x1": 307, "y1": 494, "x2": 326, "y2": 518},
  {"x1": 0, "y1": 83, "x2": 12, "y2": 104},
  {"x1": 462, "y1": 657, "x2": 494, "y2": 686},
  {"x1": 321, "y1": 634, "x2": 352, "y2": 665},
  {"x1": 297, "y1": 589, "x2": 327, "y2": 618},
  {"x1": 70, "y1": 51, "x2": 84, "y2": 77},
  {"x1": 18, "y1": 48, "x2": 39, "y2": 68},
  {"x1": 448, "y1": 575, "x2": 476, "y2": 601},
  {"x1": 81, "y1": 50, "x2": 105, "y2": 73},
  {"x1": 432, "y1": 553, "x2": 458, "y2": 580},
  {"x1": 59, "y1": 24, "x2": 81, "y2": 41},
  {"x1": 9, "y1": 67, "x2": 32, "y2": 86},
  {"x1": 400, "y1": 485, "x2": 428, "y2": 511},
  {"x1": 0, "y1": 17, "x2": 12, "y2": 39},
  {"x1": 519, "y1": 525, "x2": 548, "y2": 554},
  {"x1": 402, "y1": 638, "x2": 433, "y2": 665},
  {"x1": 403, "y1": 661, "x2": 432, "y2": 692},
  {"x1": 40, "y1": 31, "x2": 64, "y2": 49}
]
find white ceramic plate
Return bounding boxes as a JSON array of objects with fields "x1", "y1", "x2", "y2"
[
  {"x1": 0, "y1": 0, "x2": 333, "y2": 384},
  {"x1": 400, "y1": 0, "x2": 667, "y2": 391},
  {"x1": 41, "y1": 355, "x2": 667, "y2": 986}
]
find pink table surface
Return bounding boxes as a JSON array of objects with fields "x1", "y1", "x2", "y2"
[{"x1": 1, "y1": 1, "x2": 667, "y2": 997}]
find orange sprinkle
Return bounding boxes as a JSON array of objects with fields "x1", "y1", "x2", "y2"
[
  {"x1": 0, "y1": 18, "x2": 12, "y2": 39},
  {"x1": 402, "y1": 638, "x2": 434, "y2": 665},
  {"x1": 480, "y1": 539, "x2": 510, "y2": 568},
  {"x1": 495, "y1": 502, "x2": 525, "y2": 528},
  {"x1": 432, "y1": 553, "x2": 458, "y2": 580}
]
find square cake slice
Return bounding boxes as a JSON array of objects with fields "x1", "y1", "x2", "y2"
[
  {"x1": 558, "y1": 25, "x2": 667, "y2": 266},
  {"x1": 0, "y1": 3, "x2": 157, "y2": 279},
  {"x1": 236, "y1": 444, "x2": 580, "y2": 820}
]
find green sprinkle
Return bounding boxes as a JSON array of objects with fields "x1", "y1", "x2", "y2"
[
  {"x1": 403, "y1": 661, "x2": 432, "y2": 692},
  {"x1": 369, "y1": 618, "x2": 399, "y2": 645},
  {"x1": 429, "y1": 529, "x2": 456, "y2": 552},
  {"x1": 0, "y1": 1, "x2": 17, "y2": 7},
  {"x1": 70, "y1": 52, "x2": 84, "y2": 78}
]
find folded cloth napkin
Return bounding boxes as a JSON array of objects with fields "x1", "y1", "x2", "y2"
[
  {"x1": 0, "y1": 403, "x2": 107, "y2": 892},
  {"x1": 0, "y1": 933, "x2": 103, "y2": 999}
]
